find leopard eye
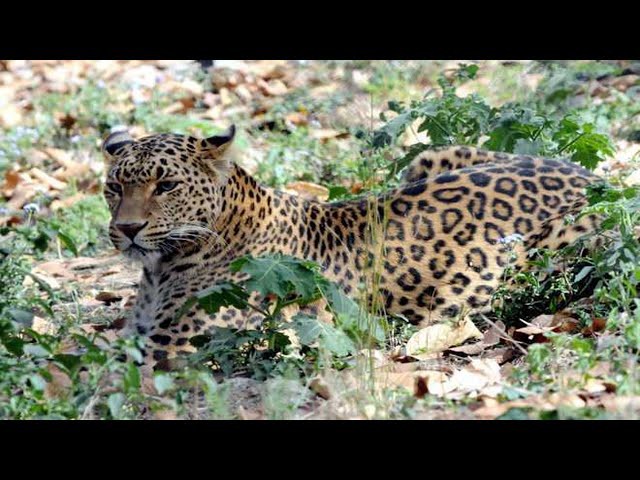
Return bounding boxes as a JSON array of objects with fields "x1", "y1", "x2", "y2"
[
  {"x1": 154, "y1": 181, "x2": 180, "y2": 195},
  {"x1": 106, "y1": 182, "x2": 122, "y2": 195}
]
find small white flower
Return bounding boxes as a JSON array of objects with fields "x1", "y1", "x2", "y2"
[
  {"x1": 131, "y1": 89, "x2": 147, "y2": 105},
  {"x1": 23, "y1": 203, "x2": 40, "y2": 214},
  {"x1": 498, "y1": 233, "x2": 524, "y2": 245}
]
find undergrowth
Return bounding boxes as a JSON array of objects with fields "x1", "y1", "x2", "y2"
[{"x1": 1, "y1": 60, "x2": 639, "y2": 419}]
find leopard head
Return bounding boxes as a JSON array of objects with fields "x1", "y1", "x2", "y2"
[{"x1": 102, "y1": 125, "x2": 236, "y2": 260}]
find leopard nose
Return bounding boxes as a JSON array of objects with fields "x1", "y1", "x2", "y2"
[{"x1": 116, "y1": 221, "x2": 148, "y2": 240}]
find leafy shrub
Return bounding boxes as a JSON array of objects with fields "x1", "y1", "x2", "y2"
[
  {"x1": 182, "y1": 254, "x2": 386, "y2": 379},
  {"x1": 370, "y1": 64, "x2": 615, "y2": 179}
]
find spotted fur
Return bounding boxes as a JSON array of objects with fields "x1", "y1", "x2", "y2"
[{"x1": 102, "y1": 127, "x2": 601, "y2": 364}]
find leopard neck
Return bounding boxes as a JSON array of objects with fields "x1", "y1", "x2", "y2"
[
  {"x1": 213, "y1": 164, "x2": 277, "y2": 246},
  {"x1": 211, "y1": 164, "x2": 342, "y2": 264}
]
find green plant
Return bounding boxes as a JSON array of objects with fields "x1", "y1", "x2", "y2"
[
  {"x1": 370, "y1": 63, "x2": 615, "y2": 182},
  {"x1": 181, "y1": 254, "x2": 386, "y2": 380}
]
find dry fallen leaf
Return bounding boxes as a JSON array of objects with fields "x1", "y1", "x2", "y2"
[
  {"x1": 53, "y1": 161, "x2": 91, "y2": 182},
  {"x1": 514, "y1": 312, "x2": 581, "y2": 343},
  {"x1": 448, "y1": 359, "x2": 502, "y2": 398},
  {"x1": 515, "y1": 325, "x2": 551, "y2": 335},
  {"x1": 237, "y1": 405, "x2": 263, "y2": 420},
  {"x1": 588, "y1": 361, "x2": 612, "y2": 378},
  {"x1": 447, "y1": 342, "x2": 487, "y2": 356},
  {"x1": 309, "y1": 128, "x2": 348, "y2": 141},
  {"x1": 483, "y1": 347, "x2": 517, "y2": 365},
  {"x1": 7, "y1": 183, "x2": 37, "y2": 210},
  {"x1": 483, "y1": 320, "x2": 505, "y2": 345},
  {"x1": 284, "y1": 112, "x2": 308, "y2": 126},
  {"x1": 468, "y1": 358, "x2": 502, "y2": 383},
  {"x1": 582, "y1": 317, "x2": 607, "y2": 335},
  {"x1": 41, "y1": 147, "x2": 72, "y2": 166},
  {"x1": 406, "y1": 319, "x2": 483, "y2": 359},
  {"x1": 550, "y1": 311, "x2": 580, "y2": 333},
  {"x1": 284, "y1": 181, "x2": 329, "y2": 201},
  {"x1": 32, "y1": 316, "x2": 59, "y2": 335},
  {"x1": 234, "y1": 85, "x2": 253, "y2": 103},
  {"x1": 92, "y1": 329, "x2": 120, "y2": 350},
  {"x1": 0, "y1": 103, "x2": 22, "y2": 127},
  {"x1": 547, "y1": 393, "x2": 586, "y2": 409},
  {"x1": 95, "y1": 289, "x2": 135, "y2": 306},
  {"x1": 474, "y1": 391, "x2": 587, "y2": 419},
  {"x1": 531, "y1": 314, "x2": 554, "y2": 328},
  {"x1": 601, "y1": 395, "x2": 640, "y2": 414},
  {"x1": 380, "y1": 370, "x2": 452, "y2": 397},
  {"x1": 33, "y1": 260, "x2": 76, "y2": 279},
  {"x1": 29, "y1": 167, "x2": 67, "y2": 190},
  {"x1": 513, "y1": 325, "x2": 552, "y2": 344},
  {"x1": 425, "y1": 371, "x2": 458, "y2": 397},
  {"x1": 583, "y1": 379, "x2": 608, "y2": 394},
  {"x1": 1, "y1": 169, "x2": 20, "y2": 197},
  {"x1": 50, "y1": 192, "x2": 87, "y2": 211},
  {"x1": 154, "y1": 409, "x2": 179, "y2": 420},
  {"x1": 57, "y1": 112, "x2": 76, "y2": 130},
  {"x1": 260, "y1": 79, "x2": 288, "y2": 96},
  {"x1": 44, "y1": 362, "x2": 72, "y2": 400},
  {"x1": 310, "y1": 377, "x2": 331, "y2": 400},
  {"x1": 473, "y1": 399, "x2": 532, "y2": 419},
  {"x1": 95, "y1": 291, "x2": 124, "y2": 304}
]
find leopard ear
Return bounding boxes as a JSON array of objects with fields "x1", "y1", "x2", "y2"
[
  {"x1": 102, "y1": 129, "x2": 134, "y2": 161},
  {"x1": 200, "y1": 125, "x2": 236, "y2": 177},
  {"x1": 201, "y1": 124, "x2": 236, "y2": 156}
]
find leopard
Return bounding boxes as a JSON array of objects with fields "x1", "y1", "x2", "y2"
[{"x1": 102, "y1": 125, "x2": 601, "y2": 365}]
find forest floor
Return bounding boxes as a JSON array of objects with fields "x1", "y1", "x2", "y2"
[{"x1": 1, "y1": 60, "x2": 640, "y2": 419}]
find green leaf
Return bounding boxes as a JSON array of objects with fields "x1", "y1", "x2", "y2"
[
  {"x1": 453, "y1": 63, "x2": 480, "y2": 83},
  {"x1": 318, "y1": 280, "x2": 386, "y2": 343},
  {"x1": 570, "y1": 337, "x2": 593, "y2": 354},
  {"x1": 574, "y1": 266, "x2": 595, "y2": 283},
  {"x1": 29, "y1": 374, "x2": 47, "y2": 391},
  {"x1": 6, "y1": 308, "x2": 34, "y2": 327},
  {"x1": 231, "y1": 254, "x2": 319, "y2": 301},
  {"x1": 1, "y1": 336, "x2": 25, "y2": 356},
  {"x1": 498, "y1": 408, "x2": 531, "y2": 420},
  {"x1": 327, "y1": 185, "x2": 349, "y2": 201},
  {"x1": 123, "y1": 363, "x2": 140, "y2": 393},
  {"x1": 53, "y1": 353, "x2": 82, "y2": 372},
  {"x1": 174, "y1": 282, "x2": 250, "y2": 324},
  {"x1": 317, "y1": 280, "x2": 361, "y2": 319},
  {"x1": 57, "y1": 231, "x2": 78, "y2": 256},
  {"x1": 32, "y1": 231, "x2": 51, "y2": 252},
  {"x1": 553, "y1": 117, "x2": 615, "y2": 170},
  {"x1": 292, "y1": 314, "x2": 356, "y2": 357},
  {"x1": 154, "y1": 373, "x2": 175, "y2": 395},
  {"x1": 125, "y1": 346, "x2": 144, "y2": 364},
  {"x1": 189, "y1": 334, "x2": 212, "y2": 348},
  {"x1": 108, "y1": 393, "x2": 125, "y2": 418},
  {"x1": 197, "y1": 282, "x2": 250, "y2": 312},
  {"x1": 388, "y1": 143, "x2": 431, "y2": 181},
  {"x1": 371, "y1": 110, "x2": 415, "y2": 148},
  {"x1": 586, "y1": 182, "x2": 623, "y2": 205},
  {"x1": 484, "y1": 105, "x2": 548, "y2": 153},
  {"x1": 23, "y1": 272, "x2": 56, "y2": 300},
  {"x1": 24, "y1": 344, "x2": 49, "y2": 358},
  {"x1": 514, "y1": 138, "x2": 543, "y2": 156},
  {"x1": 571, "y1": 149, "x2": 603, "y2": 171}
]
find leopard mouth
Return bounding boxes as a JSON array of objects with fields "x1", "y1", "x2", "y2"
[{"x1": 124, "y1": 242, "x2": 155, "y2": 257}]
